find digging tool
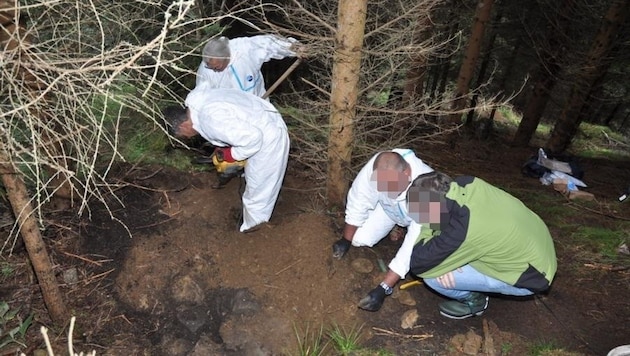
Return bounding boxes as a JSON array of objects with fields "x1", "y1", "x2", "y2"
[
  {"x1": 399, "y1": 280, "x2": 422, "y2": 290},
  {"x1": 262, "y1": 58, "x2": 302, "y2": 99}
]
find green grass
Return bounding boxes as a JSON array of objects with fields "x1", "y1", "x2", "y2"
[
  {"x1": 571, "y1": 225, "x2": 629, "y2": 262},
  {"x1": 0, "y1": 302, "x2": 33, "y2": 350},
  {"x1": 291, "y1": 323, "x2": 328, "y2": 356},
  {"x1": 290, "y1": 322, "x2": 397, "y2": 356},
  {"x1": 0, "y1": 263, "x2": 13, "y2": 281},
  {"x1": 509, "y1": 189, "x2": 572, "y2": 226},
  {"x1": 327, "y1": 323, "x2": 363, "y2": 355},
  {"x1": 527, "y1": 339, "x2": 584, "y2": 355}
]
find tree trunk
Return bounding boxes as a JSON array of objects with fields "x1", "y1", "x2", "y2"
[
  {"x1": 326, "y1": 0, "x2": 368, "y2": 210},
  {"x1": 0, "y1": 153, "x2": 68, "y2": 325},
  {"x1": 464, "y1": 5, "x2": 502, "y2": 128},
  {"x1": 0, "y1": 0, "x2": 74, "y2": 209},
  {"x1": 448, "y1": 0, "x2": 494, "y2": 124},
  {"x1": 512, "y1": 0, "x2": 574, "y2": 147},
  {"x1": 1, "y1": 0, "x2": 68, "y2": 325},
  {"x1": 433, "y1": 20, "x2": 459, "y2": 101},
  {"x1": 604, "y1": 103, "x2": 622, "y2": 126},
  {"x1": 546, "y1": 0, "x2": 630, "y2": 153},
  {"x1": 402, "y1": 11, "x2": 432, "y2": 104}
]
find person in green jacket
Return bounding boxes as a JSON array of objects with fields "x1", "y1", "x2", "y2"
[{"x1": 406, "y1": 171, "x2": 557, "y2": 319}]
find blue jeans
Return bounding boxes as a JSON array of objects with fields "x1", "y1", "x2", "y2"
[{"x1": 423, "y1": 264, "x2": 534, "y2": 300}]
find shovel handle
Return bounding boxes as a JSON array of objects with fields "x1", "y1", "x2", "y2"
[{"x1": 262, "y1": 58, "x2": 302, "y2": 99}]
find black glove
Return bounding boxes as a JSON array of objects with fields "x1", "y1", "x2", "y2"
[
  {"x1": 332, "y1": 238, "x2": 351, "y2": 259},
  {"x1": 358, "y1": 283, "x2": 391, "y2": 312}
]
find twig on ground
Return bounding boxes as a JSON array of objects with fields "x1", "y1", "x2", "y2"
[
  {"x1": 83, "y1": 268, "x2": 115, "y2": 286},
  {"x1": 135, "y1": 168, "x2": 164, "y2": 180},
  {"x1": 62, "y1": 251, "x2": 106, "y2": 267},
  {"x1": 566, "y1": 202, "x2": 630, "y2": 221},
  {"x1": 584, "y1": 263, "x2": 630, "y2": 272},
  {"x1": 275, "y1": 258, "x2": 303, "y2": 275},
  {"x1": 372, "y1": 327, "x2": 433, "y2": 340},
  {"x1": 113, "y1": 179, "x2": 190, "y2": 193},
  {"x1": 135, "y1": 216, "x2": 177, "y2": 229}
]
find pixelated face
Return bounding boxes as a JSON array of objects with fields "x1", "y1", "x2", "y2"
[
  {"x1": 370, "y1": 169, "x2": 411, "y2": 199},
  {"x1": 205, "y1": 58, "x2": 229, "y2": 72},
  {"x1": 407, "y1": 187, "x2": 446, "y2": 225}
]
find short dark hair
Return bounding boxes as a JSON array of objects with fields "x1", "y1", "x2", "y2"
[
  {"x1": 409, "y1": 171, "x2": 452, "y2": 196},
  {"x1": 162, "y1": 106, "x2": 188, "y2": 136}
]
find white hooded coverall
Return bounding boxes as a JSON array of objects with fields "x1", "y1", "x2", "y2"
[
  {"x1": 345, "y1": 149, "x2": 433, "y2": 279},
  {"x1": 196, "y1": 35, "x2": 298, "y2": 97},
  {"x1": 185, "y1": 87, "x2": 290, "y2": 232}
]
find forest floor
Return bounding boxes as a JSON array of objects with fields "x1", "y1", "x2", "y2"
[{"x1": 1, "y1": 129, "x2": 630, "y2": 356}]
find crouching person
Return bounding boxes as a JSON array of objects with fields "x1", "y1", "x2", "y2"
[
  {"x1": 406, "y1": 171, "x2": 557, "y2": 319},
  {"x1": 163, "y1": 87, "x2": 290, "y2": 233}
]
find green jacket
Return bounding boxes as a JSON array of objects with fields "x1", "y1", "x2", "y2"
[{"x1": 410, "y1": 176, "x2": 557, "y2": 292}]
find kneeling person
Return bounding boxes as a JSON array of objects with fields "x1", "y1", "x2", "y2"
[{"x1": 406, "y1": 171, "x2": 557, "y2": 319}]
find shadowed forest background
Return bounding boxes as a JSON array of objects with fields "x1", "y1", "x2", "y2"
[{"x1": 0, "y1": 0, "x2": 629, "y2": 355}]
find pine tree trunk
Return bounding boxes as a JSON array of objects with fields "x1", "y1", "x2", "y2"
[
  {"x1": 326, "y1": 0, "x2": 368, "y2": 210},
  {"x1": 434, "y1": 21, "x2": 459, "y2": 101},
  {"x1": 0, "y1": 153, "x2": 68, "y2": 325},
  {"x1": 546, "y1": 0, "x2": 630, "y2": 153},
  {"x1": 464, "y1": 5, "x2": 502, "y2": 128},
  {"x1": 1, "y1": 0, "x2": 68, "y2": 325},
  {"x1": 402, "y1": 12, "x2": 432, "y2": 104},
  {"x1": 448, "y1": 0, "x2": 494, "y2": 124}
]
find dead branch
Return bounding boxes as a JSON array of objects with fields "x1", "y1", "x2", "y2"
[{"x1": 372, "y1": 326, "x2": 433, "y2": 340}]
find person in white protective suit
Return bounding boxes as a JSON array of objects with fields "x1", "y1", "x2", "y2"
[
  {"x1": 196, "y1": 35, "x2": 302, "y2": 97},
  {"x1": 331, "y1": 149, "x2": 433, "y2": 311},
  {"x1": 162, "y1": 87, "x2": 290, "y2": 232}
]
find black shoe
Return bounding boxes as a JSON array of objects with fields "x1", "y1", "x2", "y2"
[{"x1": 332, "y1": 238, "x2": 351, "y2": 259}]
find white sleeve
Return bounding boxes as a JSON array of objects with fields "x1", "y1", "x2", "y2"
[
  {"x1": 246, "y1": 35, "x2": 298, "y2": 68},
  {"x1": 387, "y1": 222, "x2": 421, "y2": 278},
  {"x1": 344, "y1": 156, "x2": 378, "y2": 227}
]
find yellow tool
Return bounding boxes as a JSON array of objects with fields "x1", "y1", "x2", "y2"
[
  {"x1": 399, "y1": 280, "x2": 422, "y2": 290},
  {"x1": 211, "y1": 151, "x2": 246, "y2": 188}
]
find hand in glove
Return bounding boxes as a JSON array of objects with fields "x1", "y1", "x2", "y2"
[
  {"x1": 332, "y1": 238, "x2": 351, "y2": 259},
  {"x1": 358, "y1": 283, "x2": 392, "y2": 312},
  {"x1": 214, "y1": 147, "x2": 236, "y2": 163}
]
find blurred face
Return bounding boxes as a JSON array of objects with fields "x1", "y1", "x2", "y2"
[
  {"x1": 370, "y1": 169, "x2": 411, "y2": 199},
  {"x1": 205, "y1": 58, "x2": 229, "y2": 72},
  {"x1": 407, "y1": 187, "x2": 447, "y2": 227},
  {"x1": 176, "y1": 110, "x2": 197, "y2": 138}
]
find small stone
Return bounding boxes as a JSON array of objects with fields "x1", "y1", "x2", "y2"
[
  {"x1": 351, "y1": 258, "x2": 374, "y2": 274},
  {"x1": 232, "y1": 289, "x2": 260, "y2": 315},
  {"x1": 400, "y1": 309, "x2": 418, "y2": 329},
  {"x1": 176, "y1": 305, "x2": 208, "y2": 334},
  {"x1": 62, "y1": 268, "x2": 79, "y2": 285},
  {"x1": 171, "y1": 275, "x2": 204, "y2": 304},
  {"x1": 463, "y1": 330, "x2": 482, "y2": 355},
  {"x1": 395, "y1": 290, "x2": 417, "y2": 306}
]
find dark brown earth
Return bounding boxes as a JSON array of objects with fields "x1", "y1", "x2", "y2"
[{"x1": 1, "y1": 129, "x2": 629, "y2": 356}]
